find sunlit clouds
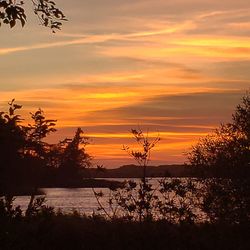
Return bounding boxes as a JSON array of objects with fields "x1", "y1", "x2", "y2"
[{"x1": 0, "y1": 0, "x2": 249, "y2": 167}]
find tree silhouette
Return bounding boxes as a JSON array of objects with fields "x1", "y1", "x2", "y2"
[
  {"x1": 26, "y1": 108, "x2": 57, "y2": 159},
  {"x1": 188, "y1": 92, "x2": 250, "y2": 178},
  {"x1": 57, "y1": 128, "x2": 91, "y2": 186},
  {"x1": 0, "y1": 100, "x2": 93, "y2": 193},
  {"x1": 0, "y1": 100, "x2": 58, "y2": 194},
  {"x1": 0, "y1": 99, "x2": 26, "y2": 194},
  {"x1": 0, "y1": 0, "x2": 67, "y2": 32},
  {"x1": 188, "y1": 91, "x2": 250, "y2": 224},
  {"x1": 95, "y1": 129, "x2": 199, "y2": 223}
]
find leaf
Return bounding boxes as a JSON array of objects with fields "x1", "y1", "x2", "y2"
[
  {"x1": 10, "y1": 19, "x2": 16, "y2": 28},
  {"x1": 0, "y1": 1, "x2": 8, "y2": 9},
  {"x1": 44, "y1": 17, "x2": 48, "y2": 27},
  {"x1": 20, "y1": 18, "x2": 25, "y2": 27},
  {"x1": 13, "y1": 104, "x2": 22, "y2": 109}
]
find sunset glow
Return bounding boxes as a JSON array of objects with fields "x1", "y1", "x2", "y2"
[{"x1": 0, "y1": 0, "x2": 249, "y2": 167}]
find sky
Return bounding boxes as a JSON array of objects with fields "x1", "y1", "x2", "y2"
[{"x1": 0, "y1": 0, "x2": 249, "y2": 167}]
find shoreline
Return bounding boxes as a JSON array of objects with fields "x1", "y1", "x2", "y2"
[{"x1": 1, "y1": 178, "x2": 124, "y2": 196}]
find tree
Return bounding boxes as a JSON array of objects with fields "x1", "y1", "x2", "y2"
[
  {"x1": 57, "y1": 128, "x2": 91, "y2": 186},
  {"x1": 122, "y1": 129, "x2": 160, "y2": 183},
  {"x1": 188, "y1": 91, "x2": 250, "y2": 224},
  {"x1": 0, "y1": 99, "x2": 57, "y2": 194},
  {"x1": 26, "y1": 108, "x2": 57, "y2": 158},
  {"x1": 188, "y1": 92, "x2": 250, "y2": 177},
  {"x1": 0, "y1": 100, "x2": 93, "y2": 193},
  {"x1": 0, "y1": 0, "x2": 67, "y2": 32},
  {"x1": 23, "y1": 108, "x2": 57, "y2": 188},
  {"x1": 94, "y1": 129, "x2": 160, "y2": 221},
  {"x1": 122, "y1": 129, "x2": 160, "y2": 222},
  {"x1": 0, "y1": 99, "x2": 26, "y2": 194},
  {"x1": 95, "y1": 129, "x2": 198, "y2": 223}
]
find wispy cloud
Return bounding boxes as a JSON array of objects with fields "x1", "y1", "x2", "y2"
[
  {"x1": 1, "y1": 0, "x2": 250, "y2": 166},
  {"x1": 1, "y1": 6, "x2": 249, "y2": 58},
  {"x1": 0, "y1": 35, "x2": 115, "y2": 55},
  {"x1": 0, "y1": 22, "x2": 195, "y2": 56}
]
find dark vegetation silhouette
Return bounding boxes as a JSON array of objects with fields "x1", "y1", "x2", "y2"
[
  {"x1": 0, "y1": 92, "x2": 249, "y2": 249},
  {"x1": 1, "y1": 194, "x2": 249, "y2": 250},
  {"x1": 188, "y1": 92, "x2": 250, "y2": 224},
  {"x1": 188, "y1": 92, "x2": 249, "y2": 178},
  {"x1": 87, "y1": 164, "x2": 189, "y2": 178},
  {"x1": 95, "y1": 129, "x2": 199, "y2": 223},
  {"x1": 0, "y1": 99, "x2": 91, "y2": 195},
  {"x1": 0, "y1": 0, "x2": 67, "y2": 32},
  {"x1": 55, "y1": 127, "x2": 91, "y2": 186},
  {"x1": 0, "y1": 100, "x2": 56, "y2": 195}
]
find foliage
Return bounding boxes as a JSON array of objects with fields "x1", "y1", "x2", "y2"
[
  {"x1": 188, "y1": 92, "x2": 250, "y2": 224},
  {"x1": 0, "y1": 100, "x2": 91, "y2": 194},
  {"x1": 0, "y1": 194, "x2": 54, "y2": 221},
  {"x1": 200, "y1": 178, "x2": 250, "y2": 224},
  {"x1": 0, "y1": 99, "x2": 58, "y2": 194},
  {"x1": 57, "y1": 128, "x2": 91, "y2": 185},
  {"x1": 95, "y1": 129, "x2": 200, "y2": 223},
  {"x1": 95, "y1": 178, "x2": 201, "y2": 223},
  {"x1": 188, "y1": 92, "x2": 250, "y2": 178},
  {"x1": 25, "y1": 194, "x2": 54, "y2": 217},
  {"x1": 122, "y1": 129, "x2": 160, "y2": 179},
  {"x1": 59, "y1": 128, "x2": 90, "y2": 170},
  {"x1": 94, "y1": 129, "x2": 159, "y2": 221},
  {"x1": 0, "y1": 195, "x2": 22, "y2": 219},
  {"x1": 0, "y1": 0, "x2": 67, "y2": 32},
  {"x1": 0, "y1": 192, "x2": 249, "y2": 250},
  {"x1": 0, "y1": 99, "x2": 25, "y2": 162},
  {"x1": 0, "y1": 99, "x2": 30, "y2": 194},
  {"x1": 122, "y1": 129, "x2": 160, "y2": 221},
  {"x1": 0, "y1": 198, "x2": 249, "y2": 250}
]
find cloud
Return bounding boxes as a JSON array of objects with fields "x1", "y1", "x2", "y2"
[
  {"x1": 0, "y1": 21, "x2": 195, "y2": 56},
  {"x1": 0, "y1": 35, "x2": 116, "y2": 56},
  {"x1": 4, "y1": 7, "x2": 249, "y2": 57},
  {"x1": 82, "y1": 91, "x2": 245, "y2": 128},
  {"x1": 1, "y1": 0, "x2": 250, "y2": 167}
]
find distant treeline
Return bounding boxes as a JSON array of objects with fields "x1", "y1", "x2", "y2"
[{"x1": 90, "y1": 164, "x2": 191, "y2": 178}]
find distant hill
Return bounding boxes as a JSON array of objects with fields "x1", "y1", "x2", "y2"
[{"x1": 86, "y1": 164, "x2": 192, "y2": 178}]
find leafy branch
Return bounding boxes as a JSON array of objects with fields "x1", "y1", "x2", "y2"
[{"x1": 0, "y1": 0, "x2": 67, "y2": 32}]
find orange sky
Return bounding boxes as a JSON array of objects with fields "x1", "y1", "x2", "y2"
[{"x1": 0, "y1": 0, "x2": 249, "y2": 167}]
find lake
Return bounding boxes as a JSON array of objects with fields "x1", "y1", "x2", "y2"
[
  {"x1": 14, "y1": 187, "x2": 107, "y2": 215},
  {"x1": 12, "y1": 178, "x2": 201, "y2": 217},
  {"x1": 13, "y1": 178, "x2": 150, "y2": 215}
]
